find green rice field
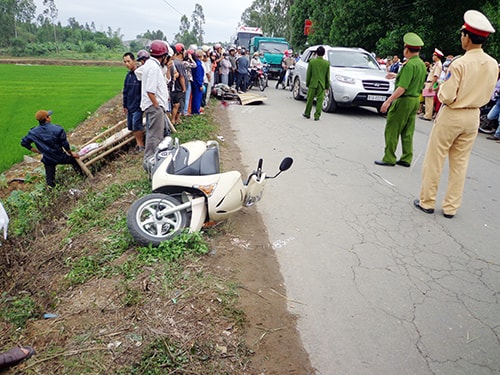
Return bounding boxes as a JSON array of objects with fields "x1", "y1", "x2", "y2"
[{"x1": 0, "y1": 64, "x2": 125, "y2": 173}]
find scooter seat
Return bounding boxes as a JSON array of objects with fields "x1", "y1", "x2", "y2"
[{"x1": 167, "y1": 146, "x2": 220, "y2": 176}]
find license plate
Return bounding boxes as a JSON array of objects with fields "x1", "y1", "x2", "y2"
[{"x1": 367, "y1": 95, "x2": 387, "y2": 101}]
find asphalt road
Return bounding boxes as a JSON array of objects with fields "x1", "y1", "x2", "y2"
[{"x1": 225, "y1": 87, "x2": 500, "y2": 375}]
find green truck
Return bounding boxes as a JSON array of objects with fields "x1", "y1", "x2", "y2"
[{"x1": 250, "y1": 37, "x2": 290, "y2": 79}]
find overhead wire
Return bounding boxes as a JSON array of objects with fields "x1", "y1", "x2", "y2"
[{"x1": 158, "y1": 0, "x2": 184, "y2": 16}]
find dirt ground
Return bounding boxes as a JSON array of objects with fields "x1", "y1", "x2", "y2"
[{"x1": 0, "y1": 95, "x2": 314, "y2": 374}]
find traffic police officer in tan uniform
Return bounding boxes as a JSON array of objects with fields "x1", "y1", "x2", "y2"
[
  {"x1": 414, "y1": 10, "x2": 498, "y2": 218},
  {"x1": 420, "y1": 48, "x2": 443, "y2": 121}
]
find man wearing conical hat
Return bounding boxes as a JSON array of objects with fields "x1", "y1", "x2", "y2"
[{"x1": 415, "y1": 10, "x2": 498, "y2": 218}]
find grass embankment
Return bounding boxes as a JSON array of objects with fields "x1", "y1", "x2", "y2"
[
  {"x1": 0, "y1": 64, "x2": 124, "y2": 173},
  {"x1": 0, "y1": 109, "x2": 254, "y2": 373}
]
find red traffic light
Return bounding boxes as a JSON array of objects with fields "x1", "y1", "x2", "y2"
[{"x1": 304, "y1": 19, "x2": 313, "y2": 36}]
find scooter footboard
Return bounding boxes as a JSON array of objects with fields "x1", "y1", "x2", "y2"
[{"x1": 189, "y1": 196, "x2": 207, "y2": 233}]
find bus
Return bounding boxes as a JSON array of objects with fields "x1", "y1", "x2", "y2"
[{"x1": 231, "y1": 26, "x2": 263, "y2": 51}]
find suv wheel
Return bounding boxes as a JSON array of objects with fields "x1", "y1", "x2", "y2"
[
  {"x1": 292, "y1": 77, "x2": 304, "y2": 100},
  {"x1": 322, "y1": 88, "x2": 338, "y2": 113}
]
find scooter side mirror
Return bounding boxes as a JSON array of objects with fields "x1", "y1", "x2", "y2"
[{"x1": 279, "y1": 157, "x2": 293, "y2": 172}]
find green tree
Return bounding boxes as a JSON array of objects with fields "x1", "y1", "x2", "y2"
[
  {"x1": 138, "y1": 29, "x2": 167, "y2": 41},
  {"x1": 191, "y1": 3, "x2": 205, "y2": 44},
  {"x1": 129, "y1": 40, "x2": 146, "y2": 52},
  {"x1": 0, "y1": 0, "x2": 36, "y2": 47},
  {"x1": 482, "y1": 2, "x2": 500, "y2": 59},
  {"x1": 174, "y1": 14, "x2": 197, "y2": 46},
  {"x1": 289, "y1": 0, "x2": 313, "y2": 51},
  {"x1": 42, "y1": 0, "x2": 58, "y2": 44},
  {"x1": 241, "y1": 0, "x2": 293, "y2": 41},
  {"x1": 286, "y1": 0, "x2": 499, "y2": 60}
]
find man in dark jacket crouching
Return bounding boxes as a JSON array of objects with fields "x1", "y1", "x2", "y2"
[{"x1": 21, "y1": 110, "x2": 82, "y2": 187}]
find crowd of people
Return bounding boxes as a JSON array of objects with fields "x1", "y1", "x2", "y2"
[
  {"x1": 123, "y1": 41, "x2": 277, "y2": 168},
  {"x1": 125, "y1": 41, "x2": 304, "y2": 168}
]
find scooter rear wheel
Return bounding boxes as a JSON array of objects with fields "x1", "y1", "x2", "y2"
[{"x1": 127, "y1": 193, "x2": 188, "y2": 246}]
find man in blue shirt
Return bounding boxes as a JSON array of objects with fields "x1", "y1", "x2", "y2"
[
  {"x1": 21, "y1": 110, "x2": 82, "y2": 187},
  {"x1": 236, "y1": 49, "x2": 249, "y2": 93},
  {"x1": 123, "y1": 52, "x2": 145, "y2": 151}
]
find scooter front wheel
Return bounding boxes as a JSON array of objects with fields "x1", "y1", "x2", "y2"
[{"x1": 127, "y1": 193, "x2": 188, "y2": 246}]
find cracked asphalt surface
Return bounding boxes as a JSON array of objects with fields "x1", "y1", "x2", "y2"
[{"x1": 226, "y1": 88, "x2": 500, "y2": 374}]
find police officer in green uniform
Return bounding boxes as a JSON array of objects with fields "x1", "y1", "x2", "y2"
[
  {"x1": 375, "y1": 32, "x2": 427, "y2": 167},
  {"x1": 302, "y1": 46, "x2": 331, "y2": 121}
]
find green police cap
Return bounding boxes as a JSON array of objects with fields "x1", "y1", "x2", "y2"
[{"x1": 403, "y1": 32, "x2": 424, "y2": 48}]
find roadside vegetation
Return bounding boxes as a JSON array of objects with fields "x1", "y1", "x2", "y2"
[{"x1": 0, "y1": 106, "x2": 261, "y2": 373}]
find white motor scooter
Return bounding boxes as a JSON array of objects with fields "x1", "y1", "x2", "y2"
[{"x1": 127, "y1": 137, "x2": 293, "y2": 246}]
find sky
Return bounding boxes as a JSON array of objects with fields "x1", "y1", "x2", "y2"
[{"x1": 33, "y1": 0, "x2": 254, "y2": 43}]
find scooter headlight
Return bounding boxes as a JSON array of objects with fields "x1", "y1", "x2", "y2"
[{"x1": 194, "y1": 183, "x2": 217, "y2": 197}]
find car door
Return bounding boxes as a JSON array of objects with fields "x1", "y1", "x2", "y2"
[{"x1": 296, "y1": 49, "x2": 315, "y2": 95}]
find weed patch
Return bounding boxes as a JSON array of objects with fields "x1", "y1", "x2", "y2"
[
  {"x1": 4, "y1": 182, "x2": 54, "y2": 236},
  {"x1": 137, "y1": 231, "x2": 209, "y2": 263},
  {"x1": 0, "y1": 293, "x2": 38, "y2": 329}
]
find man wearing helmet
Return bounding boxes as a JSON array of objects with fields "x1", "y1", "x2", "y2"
[
  {"x1": 276, "y1": 50, "x2": 295, "y2": 89},
  {"x1": 133, "y1": 49, "x2": 150, "y2": 81},
  {"x1": 249, "y1": 52, "x2": 263, "y2": 85},
  {"x1": 140, "y1": 40, "x2": 170, "y2": 165}
]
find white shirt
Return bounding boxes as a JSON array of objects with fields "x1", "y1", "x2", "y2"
[
  {"x1": 140, "y1": 57, "x2": 169, "y2": 111},
  {"x1": 250, "y1": 57, "x2": 262, "y2": 69},
  {"x1": 202, "y1": 60, "x2": 212, "y2": 84}
]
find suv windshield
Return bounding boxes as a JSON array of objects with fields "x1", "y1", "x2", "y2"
[
  {"x1": 260, "y1": 42, "x2": 288, "y2": 54},
  {"x1": 327, "y1": 50, "x2": 381, "y2": 70}
]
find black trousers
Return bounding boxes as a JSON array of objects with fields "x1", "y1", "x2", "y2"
[
  {"x1": 44, "y1": 158, "x2": 82, "y2": 187},
  {"x1": 277, "y1": 69, "x2": 286, "y2": 85}
]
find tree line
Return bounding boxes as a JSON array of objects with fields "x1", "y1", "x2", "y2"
[
  {"x1": 0, "y1": 0, "x2": 207, "y2": 57},
  {"x1": 241, "y1": 0, "x2": 500, "y2": 61},
  {"x1": 0, "y1": 0, "x2": 124, "y2": 55}
]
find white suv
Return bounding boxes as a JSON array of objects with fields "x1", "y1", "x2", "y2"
[{"x1": 292, "y1": 45, "x2": 394, "y2": 113}]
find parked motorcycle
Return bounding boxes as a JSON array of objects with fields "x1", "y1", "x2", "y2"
[
  {"x1": 127, "y1": 137, "x2": 293, "y2": 246},
  {"x1": 247, "y1": 64, "x2": 268, "y2": 92}
]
